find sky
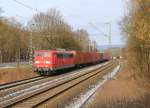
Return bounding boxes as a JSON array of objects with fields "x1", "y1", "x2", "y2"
[{"x1": 0, "y1": 0, "x2": 127, "y2": 46}]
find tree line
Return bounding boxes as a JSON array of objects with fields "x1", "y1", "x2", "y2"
[
  {"x1": 121, "y1": 0, "x2": 150, "y2": 81},
  {"x1": 0, "y1": 8, "x2": 97, "y2": 63}
]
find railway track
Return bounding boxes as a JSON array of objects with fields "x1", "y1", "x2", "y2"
[
  {"x1": 0, "y1": 63, "x2": 108, "y2": 98},
  {"x1": 0, "y1": 61, "x2": 115, "y2": 108},
  {"x1": 0, "y1": 76, "x2": 44, "y2": 90}
]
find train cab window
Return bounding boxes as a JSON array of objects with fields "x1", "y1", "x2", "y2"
[
  {"x1": 63, "y1": 53, "x2": 74, "y2": 58},
  {"x1": 34, "y1": 51, "x2": 41, "y2": 57},
  {"x1": 63, "y1": 53, "x2": 68, "y2": 58},
  {"x1": 55, "y1": 53, "x2": 73, "y2": 58},
  {"x1": 44, "y1": 52, "x2": 50, "y2": 57},
  {"x1": 69, "y1": 54, "x2": 74, "y2": 58}
]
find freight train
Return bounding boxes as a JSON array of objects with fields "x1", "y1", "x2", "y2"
[{"x1": 33, "y1": 49, "x2": 110, "y2": 75}]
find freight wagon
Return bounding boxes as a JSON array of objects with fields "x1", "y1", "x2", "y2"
[{"x1": 33, "y1": 49, "x2": 110, "y2": 75}]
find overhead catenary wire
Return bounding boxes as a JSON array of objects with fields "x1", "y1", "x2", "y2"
[
  {"x1": 12, "y1": 0, "x2": 51, "y2": 64},
  {"x1": 13, "y1": 0, "x2": 40, "y2": 13},
  {"x1": 77, "y1": 22, "x2": 108, "y2": 38},
  {"x1": 12, "y1": 1, "x2": 66, "y2": 34},
  {"x1": 12, "y1": 0, "x2": 71, "y2": 64},
  {"x1": 11, "y1": 0, "x2": 103, "y2": 60}
]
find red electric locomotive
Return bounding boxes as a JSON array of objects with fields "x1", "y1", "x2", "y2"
[
  {"x1": 33, "y1": 49, "x2": 109, "y2": 75},
  {"x1": 33, "y1": 49, "x2": 74, "y2": 75}
]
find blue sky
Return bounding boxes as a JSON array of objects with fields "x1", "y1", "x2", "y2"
[{"x1": 0, "y1": 0, "x2": 127, "y2": 45}]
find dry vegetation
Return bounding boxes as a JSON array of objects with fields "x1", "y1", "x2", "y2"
[
  {"x1": 85, "y1": 62, "x2": 150, "y2": 108},
  {"x1": 0, "y1": 7, "x2": 98, "y2": 84},
  {"x1": 0, "y1": 8, "x2": 97, "y2": 63},
  {"x1": 84, "y1": 0, "x2": 150, "y2": 107},
  {"x1": 0, "y1": 66, "x2": 38, "y2": 84},
  {"x1": 121, "y1": 0, "x2": 150, "y2": 81}
]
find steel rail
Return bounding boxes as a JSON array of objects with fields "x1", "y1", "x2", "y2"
[
  {"x1": 0, "y1": 76, "x2": 44, "y2": 90},
  {"x1": 33, "y1": 63, "x2": 116, "y2": 108},
  {"x1": 0, "y1": 62, "x2": 108, "y2": 97},
  {"x1": 0, "y1": 61, "x2": 114, "y2": 108},
  {"x1": 0, "y1": 63, "x2": 107, "y2": 101}
]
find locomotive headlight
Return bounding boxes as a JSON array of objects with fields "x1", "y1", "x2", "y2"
[
  {"x1": 35, "y1": 61, "x2": 40, "y2": 64},
  {"x1": 45, "y1": 61, "x2": 51, "y2": 64}
]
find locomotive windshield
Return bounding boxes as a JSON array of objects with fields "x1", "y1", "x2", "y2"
[
  {"x1": 34, "y1": 51, "x2": 50, "y2": 57},
  {"x1": 34, "y1": 51, "x2": 41, "y2": 57},
  {"x1": 44, "y1": 52, "x2": 50, "y2": 57}
]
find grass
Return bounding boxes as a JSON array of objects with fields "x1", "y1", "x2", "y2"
[
  {"x1": 84, "y1": 61, "x2": 150, "y2": 108},
  {"x1": 0, "y1": 66, "x2": 38, "y2": 84}
]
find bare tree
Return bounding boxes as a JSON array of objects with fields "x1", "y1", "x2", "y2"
[
  {"x1": 121, "y1": 0, "x2": 150, "y2": 81},
  {"x1": 27, "y1": 8, "x2": 82, "y2": 50}
]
